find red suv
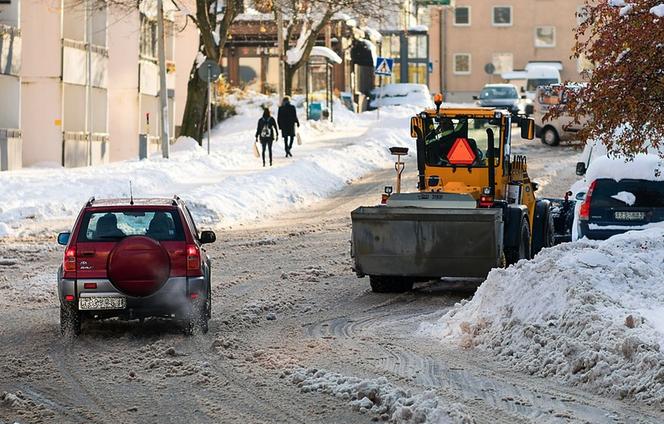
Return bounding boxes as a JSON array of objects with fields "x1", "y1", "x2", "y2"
[{"x1": 57, "y1": 196, "x2": 216, "y2": 336}]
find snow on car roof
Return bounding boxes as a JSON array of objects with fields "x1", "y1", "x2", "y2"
[
  {"x1": 585, "y1": 154, "x2": 664, "y2": 183},
  {"x1": 89, "y1": 198, "x2": 178, "y2": 207}
]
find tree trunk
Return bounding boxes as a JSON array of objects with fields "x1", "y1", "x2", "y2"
[
  {"x1": 179, "y1": 63, "x2": 209, "y2": 143},
  {"x1": 285, "y1": 65, "x2": 297, "y2": 96}
]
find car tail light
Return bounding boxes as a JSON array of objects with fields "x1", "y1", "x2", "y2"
[
  {"x1": 186, "y1": 244, "x2": 202, "y2": 276},
  {"x1": 579, "y1": 180, "x2": 597, "y2": 221},
  {"x1": 64, "y1": 246, "x2": 76, "y2": 272},
  {"x1": 65, "y1": 294, "x2": 75, "y2": 302},
  {"x1": 190, "y1": 292, "x2": 199, "y2": 300},
  {"x1": 479, "y1": 187, "x2": 494, "y2": 208}
]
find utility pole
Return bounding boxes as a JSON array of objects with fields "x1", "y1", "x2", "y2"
[
  {"x1": 157, "y1": 0, "x2": 170, "y2": 159},
  {"x1": 277, "y1": 8, "x2": 284, "y2": 100}
]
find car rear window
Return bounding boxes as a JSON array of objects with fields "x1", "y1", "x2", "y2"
[
  {"x1": 77, "y1": 210, "x2": 185, "y2": 242},
  {"x1": 591, "y1": 179, "x2": 664, "y2": 208}
]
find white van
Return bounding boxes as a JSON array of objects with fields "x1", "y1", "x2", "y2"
[{"x1": 502, "y1": 64, "x2": 561, "y2": 115}]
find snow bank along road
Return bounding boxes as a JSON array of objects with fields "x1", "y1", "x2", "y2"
[{"x1": 3, "y1": 138, "x2": 664, "y2": 423}]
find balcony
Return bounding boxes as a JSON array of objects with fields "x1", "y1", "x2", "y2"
[
  {"x1": 63, "y1": 131, "x2": 109, "y2": 167},
  {"x1": 0, "y1": 128, "x2": 21, "y2": 171},
  {"x1": 62, "y1": 39, "x2": 108, "y2": 88},
  {"x1": 0, "y1": 24, "x2": 21, "y2": 76}
]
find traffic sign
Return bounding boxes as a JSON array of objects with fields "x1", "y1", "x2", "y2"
[
  {"x1": 197, "y1": 60, "x2": 222, "y2": 82},
  {"x1": 375, "y1": 57, "x2": 394, "y2": 76}
]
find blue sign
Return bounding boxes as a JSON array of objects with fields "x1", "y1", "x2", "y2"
[{"x1": 375, "y1": 57, "x2": 394, "y2": 76}]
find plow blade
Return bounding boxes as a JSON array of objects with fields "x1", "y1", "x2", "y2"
[{"x1": 351, "y1": 206, "x2": 504, "y2": 280}]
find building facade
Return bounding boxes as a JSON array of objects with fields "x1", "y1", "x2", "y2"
[
  {"x1": 0, "y1": 0, "x2": 188, "y2": 170},
  {"x1": 428, "y1": 0, "x2": 585, "y2": 102}
]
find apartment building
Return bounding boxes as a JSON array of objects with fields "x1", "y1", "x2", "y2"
[
  {"x1": 0, "y1": 0, "x2": 188, "y2": 169},
  {"x1": 428, "y1": 0, "x2": 585, "y2": 101},
  {"x1": 0, "y1": 0, "x2": 21, "y2": 170}
]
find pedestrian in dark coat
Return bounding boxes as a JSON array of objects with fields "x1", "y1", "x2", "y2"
[
  {"x1": 277, "y1": 97, "x2": 300, "y2": 157},
  {"x1": 255, "y1": 108, "x2": 278, "y2": 167}
]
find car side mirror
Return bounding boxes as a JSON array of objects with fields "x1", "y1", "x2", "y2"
[
  {"x1": 200, "y1": 230, "x2": 216, "y2": 244},
  {"x1": 57, "y1": 232, "x2": 70, "y2": 245},
  {"x1": 575, "y1": 162, "x2": 587, "y2": 176},
  {"x1": 520, "y1": 87, "x2": 526, "y2": 93},
  {"x1": 532, "y1": 182, "x2": 539, "y2": 192},
  {"x1": 472, "y1": 95, "x2": 479, "y2": 100},
  {"x1": 520, "y1": 95, "x2": 527, "y2": 99},
  {"x1": 520, "y1": 118, "x2": 535, "y2": 140}
]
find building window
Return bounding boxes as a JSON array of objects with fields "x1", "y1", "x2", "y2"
[
  {"x1": 535, "y1": 26, "x2": 556, "y2": 48},
  {"x1": 454, "y1": 6, "x2": 471, "y2": 26},
  {"x1": 453, "y1": 53, "x2": 471, "y2": 75},
  {"x1": 140, "y1": 14, "x2": 158, "y2": 58},
  {"x1": 576, "y1": 5, "x2": 589, "y2": 25},
  {"x1": 492, "y1": 6, "x2": 512, "y2": 26},
  {"x1": 492, "y1": 53, "x2": 513, "y2": 74}
]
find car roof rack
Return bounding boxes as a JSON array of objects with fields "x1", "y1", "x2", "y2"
[{"x1": 86, "y1": 196, "x2": 95, "y2": 207}]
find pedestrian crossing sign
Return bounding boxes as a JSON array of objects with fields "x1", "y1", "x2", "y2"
[{"x1": 375, "y1": 57, "x2": 394, "y2": 76}]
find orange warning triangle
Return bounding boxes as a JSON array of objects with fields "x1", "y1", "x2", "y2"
[{"x1": 447, "y1": 138, "x2": 476, "y2": 165}]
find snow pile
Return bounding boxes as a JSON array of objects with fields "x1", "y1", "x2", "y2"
[
  {"x1": 290, "y1": 368, "x2": 473, "y2": 423},
  {"x1": 652, "y1": 4, "x2": 664, "y2": 17},
  {"x1": 371, "y1": 84, "x2": 434, "y2": 109},
  {"x1": 310, "y1": 46, "x2": 342, "y2": 64},
  {"x1": 0, "y1": 94, "x2": 418, "y2": 237},
  {"x1": 421, "y1": 229, "x2": 664, "y2": 404}
]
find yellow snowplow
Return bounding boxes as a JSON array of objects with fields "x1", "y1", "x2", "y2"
[{"x1": 350, "y1": 95, "x2": 569, "y2": 292}]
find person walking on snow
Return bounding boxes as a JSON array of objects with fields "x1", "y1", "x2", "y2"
[
  {"x1": 277, "y1": 96, "x2": 299, "y2": 157},
  {"x1": 255, "y1": 108, "x2": 278, "y2": 167}
]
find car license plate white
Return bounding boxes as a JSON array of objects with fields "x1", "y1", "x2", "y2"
[
  {"x1": 614, "y1": 211, "x2": 645, "y2": 220},
  {"x1": 79, "y1": 296, "x2": 126, "y2": 311}
]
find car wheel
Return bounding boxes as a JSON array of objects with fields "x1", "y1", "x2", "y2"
[
  {"x1": 541, "y1": 127, "x2": 560, "y2": 146},
  {"x1": 505, "y1": 218, "x2": 532, "y2": 266},
  {"x1": 60, "y1": 303, "x2": 81, "y2": 337},
  {"x1": 184, "y1": 299, "x2": 209, "y2": 335}
]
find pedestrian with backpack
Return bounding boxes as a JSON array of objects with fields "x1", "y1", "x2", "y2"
[
  {"x1": 255, "y1": 108, "x2": 278, "y2": 167},
  {"x1": 277, "y1": 96, "x2": 300, "y2": 157}
]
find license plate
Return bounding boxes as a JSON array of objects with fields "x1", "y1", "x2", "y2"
[
  {"x1": 79, "y1": 296, "x2": 126, "y2": 311},
  {"x1": 614, "y1": 211, "x2": 645, "y2": 221}
]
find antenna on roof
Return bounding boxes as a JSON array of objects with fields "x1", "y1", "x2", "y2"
[{"x1": 129, "y1": 181, "x2": 134, "y2": 205}]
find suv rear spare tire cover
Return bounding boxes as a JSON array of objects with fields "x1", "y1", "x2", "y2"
[{"x1": 107, "y1": 236, "x2": 171, "y2": 297}]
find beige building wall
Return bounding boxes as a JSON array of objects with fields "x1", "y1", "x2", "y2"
[
  {"x1": 107, "y1": 6, "x2": 140, "y2": 162},
  {"x1": 429, "y1": 1, "x2": 583, "y2": 102},
  {"x1": 20, "y1": 0, "x2": 63, "y2": 166}
]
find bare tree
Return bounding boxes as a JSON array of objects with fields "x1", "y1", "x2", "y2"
[
  {"x1": 274, "y1": 0, "x2": 401, "y2": 95},
  {"x1": 175, "y1": 0, "x2": 243, "y2": 142}
]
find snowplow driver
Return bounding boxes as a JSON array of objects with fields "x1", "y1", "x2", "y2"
[{"x1": 425, "y1": 117, "x2": 483, "y2": 166}]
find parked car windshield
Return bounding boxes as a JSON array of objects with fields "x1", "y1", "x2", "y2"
[
  {"x1": 425, "y1": 117, "x2": 502, "y2": 167},
  {"x1": 77, "y1": 210, "x2": 185, "y2": 241},
  {"x1": 480, "y1": 86, "x2": 517, "y2": 99},
  {"x1": 591, "y1": 179, "x2": 664, "y2": 208}
]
